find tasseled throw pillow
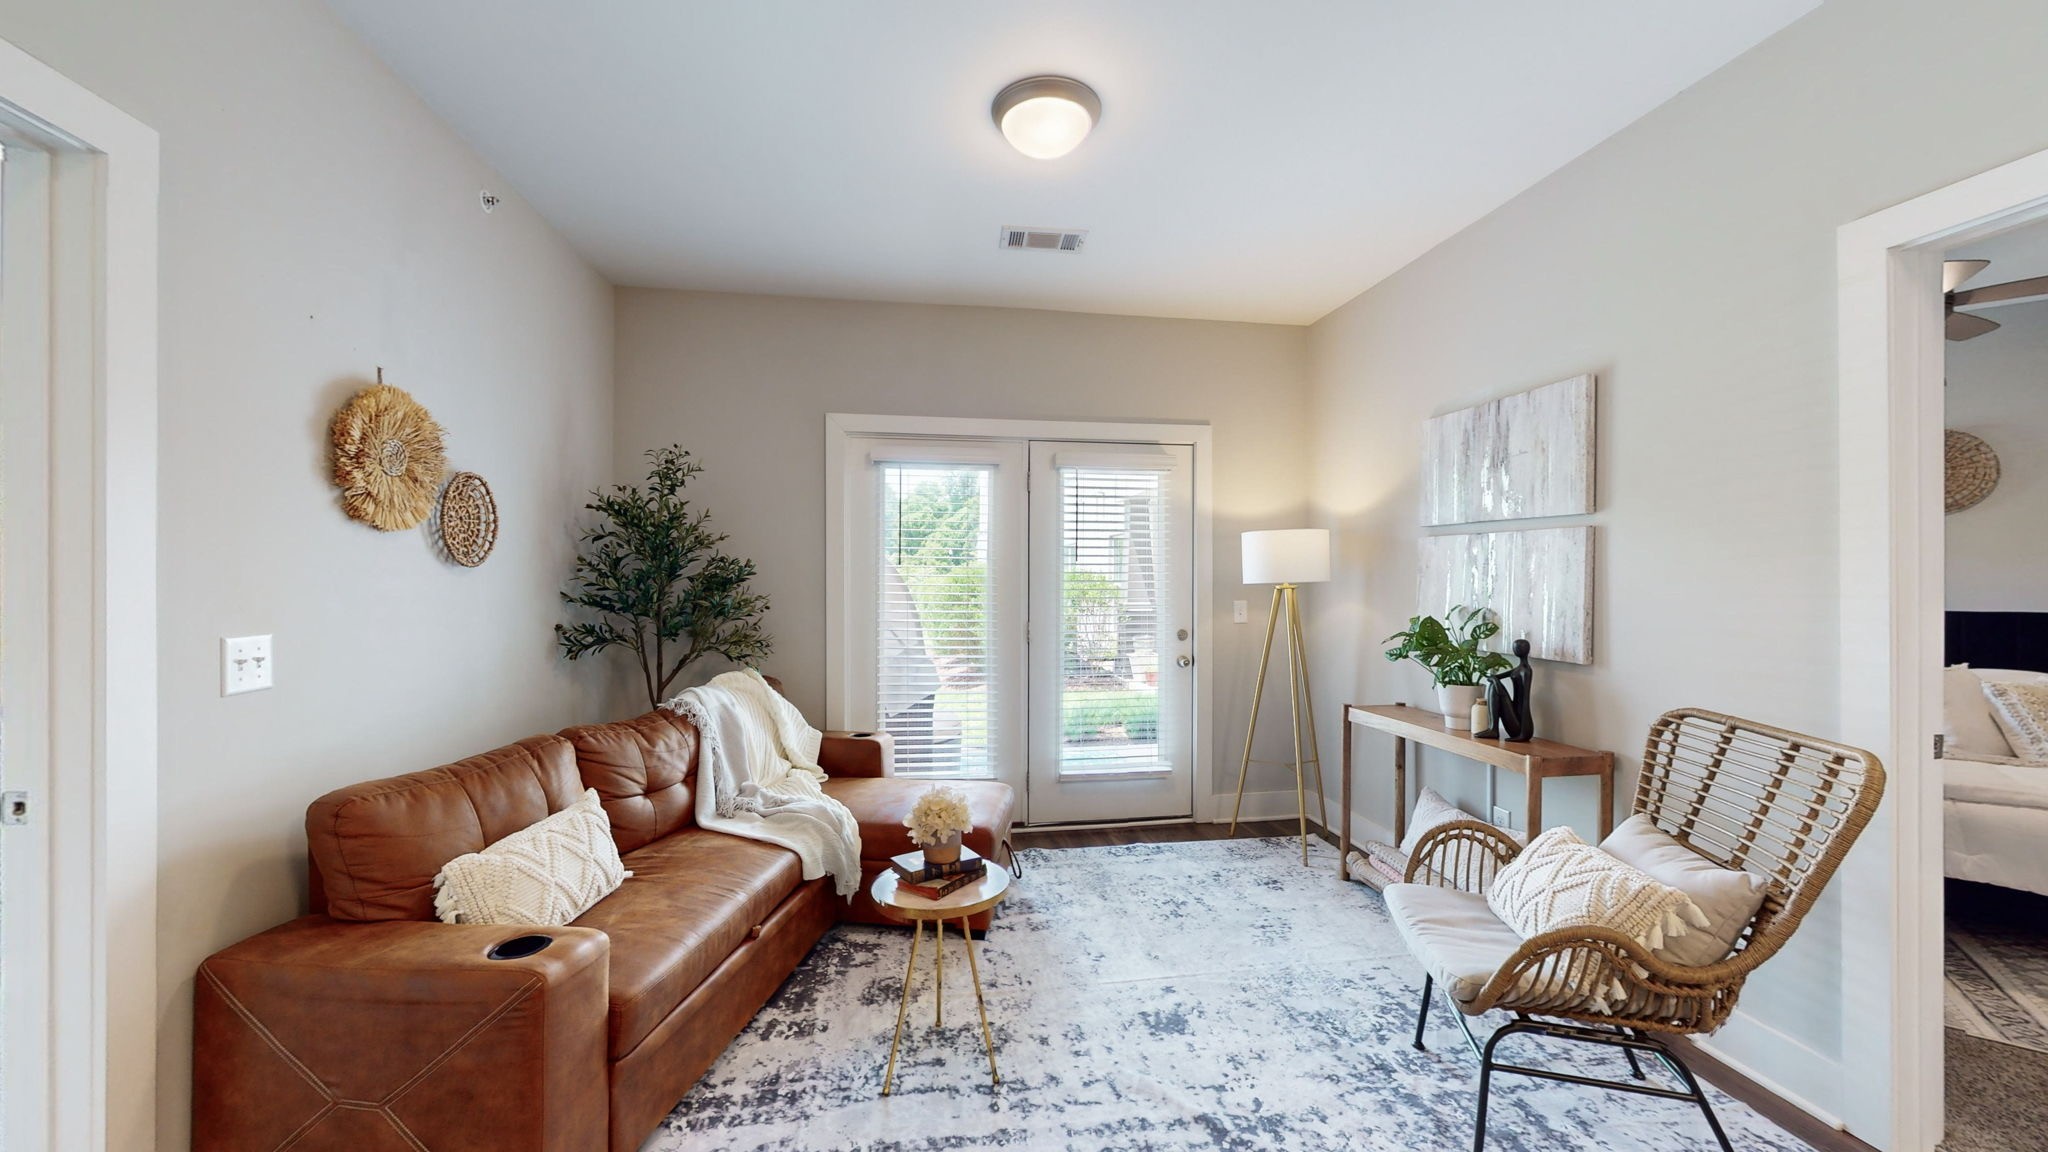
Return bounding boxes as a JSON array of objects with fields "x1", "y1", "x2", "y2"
[
  {"x1": 434, "y1": 788, "x2": 631, "y2": 925},
  {"x1": 1486, "y1": 826, "x2": 1710, "y2": 1009}
]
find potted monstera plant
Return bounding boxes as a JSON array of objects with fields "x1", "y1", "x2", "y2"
[{"x1": 1382, "y1": 606, "x2": 1513, "y2": 730}]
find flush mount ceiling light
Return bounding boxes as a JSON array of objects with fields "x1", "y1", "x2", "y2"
[{"x1": 992, "y1": 75, "x2": 1100, "y2": 160}]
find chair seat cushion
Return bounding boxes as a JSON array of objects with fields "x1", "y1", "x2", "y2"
[
  {"x1": 573, "y1": 829, "x2": 801, "y2": 1058},
  {"x1": 1385, "y1": 883, "x2": 1525, "y2": 1006},
  {"x1": 822, "y1": 777, "x2": 1014, "y2": 862}
]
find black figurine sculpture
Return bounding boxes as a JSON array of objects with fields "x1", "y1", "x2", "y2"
[{"x1": 1484, "y1": 638, "x2": 1536, "y2": 742}]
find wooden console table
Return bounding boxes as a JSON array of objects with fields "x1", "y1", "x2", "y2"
[{"x1": 1339, "y1": 703, "x2": 1616, "y2": 882}]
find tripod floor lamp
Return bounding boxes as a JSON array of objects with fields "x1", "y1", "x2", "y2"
[{"x1": 1228, "y1": 528, "x2": 1331, "y2": 864}]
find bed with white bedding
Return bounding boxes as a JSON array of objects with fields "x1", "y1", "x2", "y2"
[
  {"x1": 1944, "y1": 755, "x2": 2048, "y2": 897},
  {"x1": 1941, "y1": 644, "x2": 2048, "y2": 897}
]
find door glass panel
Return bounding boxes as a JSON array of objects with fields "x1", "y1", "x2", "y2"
[
  {"x1": 1058, "y1": 466, "x2": 1169, "y2": 776},
  {"x1": 876, "y1": 462, "x2": 998, "y2": 777}
]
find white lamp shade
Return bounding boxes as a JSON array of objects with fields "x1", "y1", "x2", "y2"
[{"x1": 1242, "y1": 529, "x2": 1330, "y2": 585}]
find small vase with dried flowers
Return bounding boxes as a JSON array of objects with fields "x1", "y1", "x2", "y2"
[{"x1": 905, "y1": 785, "x2": 973, "y2": 865}]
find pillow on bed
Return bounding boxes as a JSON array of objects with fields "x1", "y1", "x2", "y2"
[
  {"x1": 1983, "y1": 682, "x2": 2048, "y2": 764},
  {"x1": 1945, "y1": 665, "x2": 2018, "y2": 759}
]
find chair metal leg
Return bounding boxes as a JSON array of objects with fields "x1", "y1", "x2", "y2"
[
  {"x1": 1473, "y1": 1020, "x2": 1522, "y2": 1152},
  {"x1": 1412, "y1": 975, "x2": 1434, "y2": 1050},
  {"x1": 1664, "y1": 1043, "x2": 1736, "y2": 1152},
  {"x1": 1448, "y1": 1013, "x2": 1738, "y2": 1152}
]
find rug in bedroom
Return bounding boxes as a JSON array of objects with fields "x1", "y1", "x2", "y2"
[
  {"x1": 1944, "y1": 879, "x2": 2048, "y2": 1055},
  {"x1": 645, "y1": 837, "x2": 1814, "y2": 1152}
]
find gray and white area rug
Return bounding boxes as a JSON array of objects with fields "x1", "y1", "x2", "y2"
[
  {"x1": 647, "y1": 837, "x2": 1812, "y2": 1151},
  {"x1": 1945, "y1": 918, "x2": 2048, "y2": 1054}
]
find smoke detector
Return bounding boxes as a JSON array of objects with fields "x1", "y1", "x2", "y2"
[{"x1": 999, "y1": 226, "x2": 1087, "y2": 253}]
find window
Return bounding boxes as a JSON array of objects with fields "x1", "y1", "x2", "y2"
[{"x1": 876, "y1": 462, "x2": 999, "y2": 777}]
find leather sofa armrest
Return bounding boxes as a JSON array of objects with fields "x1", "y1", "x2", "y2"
[
  {"x1": 820, "y1": 730, "x2": 893, "y2": 778},
  {"x1": 194, "y1": 916, "x2": 610, "y2": 1152}
]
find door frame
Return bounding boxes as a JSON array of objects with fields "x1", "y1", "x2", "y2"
[
  {"x1": 1838, "y1": 144, "x2": 2048, "y2": 1150},
  {"x1": 0, "y1": 37, "x2": 160, "y2": 1152},
  {"x1": 824, "y1": 413, "x2": 1215, "y2": 824}
]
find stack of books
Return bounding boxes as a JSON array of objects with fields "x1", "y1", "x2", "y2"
[{"x1": 890, "y1": 844, "x2": 986, "y2": 899}]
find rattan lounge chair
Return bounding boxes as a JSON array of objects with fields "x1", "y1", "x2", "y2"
[{"x1": 1386, "y1": 708, "x2": 1886, "y2": 1152}]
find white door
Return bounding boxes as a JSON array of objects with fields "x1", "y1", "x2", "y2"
[{"x1": 1026, "y1": 442, "x2": 1195, "y2": 823}]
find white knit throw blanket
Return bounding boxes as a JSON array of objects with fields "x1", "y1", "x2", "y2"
[{"x1": 661, "y1": 670, "x2": 862, "y2": 897}]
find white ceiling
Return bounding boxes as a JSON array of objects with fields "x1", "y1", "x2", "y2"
[{"x1": 326, "y1": 0, "x2": 1818, "y2": 325}]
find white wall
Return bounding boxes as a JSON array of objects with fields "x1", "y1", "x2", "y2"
[
  {"x1": 0, "y1": 2, "x2": 615, "y2": 1148},
  {"x1": 613, "y1": 288, "x2": 1312, "y2": 806},
  {"x1": 1304, "y1": 0, "x2": 2048, "y2": 1132},
  {"x1": 1945, "y1": 305, "x2": 2048, "y2": 611}
]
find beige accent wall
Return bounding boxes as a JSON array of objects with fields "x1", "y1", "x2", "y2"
[
  {"x1": 613, "y1": 288, "x2": 1312, "y2": 803},
  {"x1": 1945, "y1": 303, "x2": 2048, "y2": 611},
  {"x1": 1303, "y1": 0, "x2": 2048, "y2": 1128},
  {"x1": 0, "y1": 2, "x2": 615, "y2": 1148}
]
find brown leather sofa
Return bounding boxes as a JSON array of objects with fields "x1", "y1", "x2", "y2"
[{"x1": 193, "y1": 707, "x2": 1014, "y2": 1152}]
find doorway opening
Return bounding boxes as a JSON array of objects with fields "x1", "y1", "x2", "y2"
[
  {"x1": 1930, "y1": 229, "x2": 2048, "y2": 1151},
  {"x1": 1838, "y1": 143, "x2": 2048, "y2": 1151},
  {"x1": 0, "y1": 37, "x2": 160, "y2": 1152}
]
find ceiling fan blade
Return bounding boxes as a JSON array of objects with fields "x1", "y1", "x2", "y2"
[
  {"x1": 1950, "y1": 274, "x2": 2048, "y2": 310},
  {"x1": 1947, "y1": 311, "x2": 2002, "y2": 341},
  {"x1": 1944, "y1": 259, "x2": 1992, "y2": 293}
]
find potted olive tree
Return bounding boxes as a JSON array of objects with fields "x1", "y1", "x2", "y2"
[
  {"x1": 1382, "y1": 606, "x2": 1513, "y2": 730},
  {"x1": 557, "y1": 446, "x2": 772, "y2": 708}
]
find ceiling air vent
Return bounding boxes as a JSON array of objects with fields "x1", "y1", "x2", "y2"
[{"x1": 1000, "y1": 226, "x2": 1087, "y2": 253}]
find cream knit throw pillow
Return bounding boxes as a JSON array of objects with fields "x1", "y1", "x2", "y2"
[
  {"x1": 1983, "y1": 681, "x2": 2048, "y2": 764},
  {"x1": 434, "y1": 788, "x2": 631, "y2": 926},
  {"x1": 1486, "y1": 826, "x2": 1710, "y2": 1010}
]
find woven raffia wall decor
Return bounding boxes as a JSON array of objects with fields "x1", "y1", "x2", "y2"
[
  {"x1": 330, "y1": 372, "x2": 447, "y2": 531},
  {"x1": 1945, "y1": 429, "x2": 2000, "y2": 515},
  {"x1": 438, "y1": 471, "x2": 498, "y2": 567}
]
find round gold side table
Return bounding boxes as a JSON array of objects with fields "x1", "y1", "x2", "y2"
[{"x1": 871, "y1": 861, "x2": 1012, "y2": 1096}]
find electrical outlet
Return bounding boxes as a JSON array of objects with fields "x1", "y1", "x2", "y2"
[
  {"x1": 222, "y1": 635, "x2": 274, "y2": 696},
  {"x1": 1232, "y1": 600, "x2": 1249, "y2": 623},
  {"x1": 1490, "y1": 805, "x2": 1513, "y2": 831}
]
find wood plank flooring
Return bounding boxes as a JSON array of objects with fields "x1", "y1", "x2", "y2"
[{"x1": 1012, "y1": 819, "x2": 1877, "y2": 1152}]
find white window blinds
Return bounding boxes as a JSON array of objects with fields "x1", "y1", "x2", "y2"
[
  {"x1": 876, "y1": 462, "x2": 998, "y2": 778},
  {"x1": 1057, "y1": 466, "x2": 1169, "y2": 775}
]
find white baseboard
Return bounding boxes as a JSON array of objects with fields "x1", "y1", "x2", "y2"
[
  {"x1": 1692, "y1": 1014, "x2": 1847, "y2": 1132},
  {"x1": 1206, "y1": 791, "x2": 1396, "y2": 849}
]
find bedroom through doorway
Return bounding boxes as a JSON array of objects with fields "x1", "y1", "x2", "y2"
[{"x1": 1936, "y1": 222, "x2": 2048, "y2": 1151}]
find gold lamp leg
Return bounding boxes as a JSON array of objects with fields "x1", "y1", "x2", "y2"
[
  {"x1": 1282, "y1": 585, "x2": 1309, "y2": 865},
  {"x1": 1228, "y1": 585, "x2": 1284, "y2": 835},
  {"x1": 882, "y1": 918, "x2": 922, "y2": 1096},
  {"x1": 1289, "y1": 586, "x2": 1328, "y2": 838}
]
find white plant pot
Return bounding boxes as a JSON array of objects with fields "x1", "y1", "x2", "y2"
[{"x1": 1437, "y1": 684, "x2": 1479, "y2": 730}]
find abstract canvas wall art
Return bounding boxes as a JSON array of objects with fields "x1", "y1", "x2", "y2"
[
  {"x1": 1421, "y1": 374, "x2": 1594, "y2": 527},
  {"x1": 1417, "y1": 526, "x2": 1594, "y2": 665}
]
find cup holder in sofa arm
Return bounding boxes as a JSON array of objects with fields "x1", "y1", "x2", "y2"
[
  {"x1": 846, "y1": 731, "x2": 875, "y2": 739},
  {"x1": 486, "y1": 934, "x2": 554, "y2": 961}
]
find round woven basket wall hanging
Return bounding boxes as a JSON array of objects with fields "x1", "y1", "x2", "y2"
[
  {"x1": 330, "y1": 372, "x2": 447, "y2": 531},
  {"x1": 438, "y1": 471, "x2": 499, "y2": 567},
  {"x1": 1945, "y1": 429, "x2": 2000, "y2": 515}
]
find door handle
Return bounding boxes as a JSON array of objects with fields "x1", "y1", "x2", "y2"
[{"x1": 1176, "y1": 655, "x2": 1194, "y2": 668}]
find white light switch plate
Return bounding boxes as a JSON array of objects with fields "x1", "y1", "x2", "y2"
[
  {"x1": 1232, "y1": 600, "x2": 1249, "y2": 623},
  {"x1": 1490, "y1": 805, "x2": 1513, "y2": 831},
  {"x1": 222, "y1": 635, "x2": 274, "y2": 696}
]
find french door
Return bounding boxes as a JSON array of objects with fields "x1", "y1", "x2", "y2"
[
  {"x1": 837, "y1": 433, "x2": 1197, "y2": 823},
  {"x1": 1026, "y1": 442, "x2": 1194, "y2": 822}
]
